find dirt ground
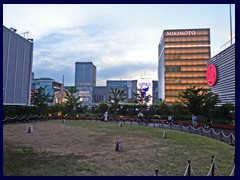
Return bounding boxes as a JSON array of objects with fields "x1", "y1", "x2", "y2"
[
  {"x1": 4, "y1": 120, "x2": 163, "y2": 175},
  {"x1": 3, "y1": 120, "x2": 235, "y2": 176},
  {"x1": 3, "y1": 120, "x2": 156, "y2": 157}
]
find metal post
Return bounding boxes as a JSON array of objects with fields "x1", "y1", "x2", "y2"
[
  {"x1": 230, "y1": 4, "x2": 233, "y2": 45},
  {"x1": 189, "y1": 125, "x2": 191, "y2": 133},
  {"x1": 188, "y1": 160, "x2": 191, "y2": 176},
  {"x1": 234, "y1": 154, "x2": 235, "y2": 176},
  {"x1": 181, "y1": 124, "x2": 183, "y2": 131},
  {"x1": 162, "y1": 122, "x2": 163, "y2": 128},
  {"x1": 211, "y1": 155, "x2": 215, "y2": 176},
  {"x1": 155, "y1": 169, "x2": 158, "y2": 176},
  {"x1": 220, "y1": 131, "x2": 223, "y2": 141},
  {"x1": 210, "y1": 128, "x2": 213, "y2": 138},
  {"x1": 230, "y1": 134, "x2": 233, "y2": 145},
  {"x1": 200, "y1": 127, "x2": 203, "y2": 135},
  {"x1": 170, "y1": 122, "x2": 172, "y2": 130}
]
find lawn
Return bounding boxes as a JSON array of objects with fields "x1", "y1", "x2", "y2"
[{"x1": 3, "y1": 120, "x2": 235, "y2": 176}]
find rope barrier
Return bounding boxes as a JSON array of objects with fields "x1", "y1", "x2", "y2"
[
  {"x1": 182, "y1": 155, "x2": 234, "y2": 176},
  {"x1": 207, "y1": 158, "x2": 215, "y2": 176},
  {"x1": 214, "y1": 160, "x2": 222, "y2": 176},
  {"x1": 191, "y1": 168, "x2": 197, "y2": 176},
  {"x1": 183, "y1": 164, "x2": 190, "y2": 176},
  {"x1": 3, "y1": 114, "x2": 48, "y2": 123},
  {"x1": 229, "y1": 164, "x2": 235, "y2": 176}
]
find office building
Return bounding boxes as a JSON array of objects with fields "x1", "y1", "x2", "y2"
[
  {"x1": 107, "y1": 79, "x2": 159, "y2": 104},
  {"x1": 93, "y1": 86, "x2": 128, "y2": 104},
  {"x1": 31, "y1": 78, "x2": 63, "y2": 105},
  {"x1": 75, "y1": 62, "x2": 96, "y2": 87},
  {"x1": 107, "y1": 80, "x2": 137, "y2": 102},
  {"x1": 207, "y1": 43, "x2": 235, "y2": 106},
  {"x1": 3, "y1": 25, "x2": 34, "y2": 105},
  {"x1": 158, "y1": 28, "x2": 210, "y2": 103}
]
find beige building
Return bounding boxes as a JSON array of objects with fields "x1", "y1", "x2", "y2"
[{"x1": 158, "y1": 28, "x2": 210, "y2": 103}]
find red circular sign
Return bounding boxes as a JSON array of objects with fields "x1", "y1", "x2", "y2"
[{"x1": 206, "y1": 64, "x2": 217, "y2": 86}]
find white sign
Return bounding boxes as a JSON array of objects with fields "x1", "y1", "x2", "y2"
[{"x1": 166, "y1": 31, "x2": 196, "y2": 36}]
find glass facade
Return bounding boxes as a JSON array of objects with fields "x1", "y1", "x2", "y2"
[
  {"x1": 31, "y1": 78, "x2": 63, "y2": 105},
  {"x1": 158, "y1": 29, "x2": 210, "y2": 103},
  {"x1": 75, "y1": 62, "x2": 96, "y2": 87},
  {"x1": 107, "y1": 80, "x2": 136, "y2": 102}
]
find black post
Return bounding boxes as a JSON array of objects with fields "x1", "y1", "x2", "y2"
[
  {"x1": 155, "y1": 169, "x2": 158, "y2": 176},
  {"x1": 181, "y1": 124, "x2": 183, "y2": 131},
  {"x1": 210, "y1": 128, "x2": 213, "y2": 138},
  {"x1": 230, "y1": 134, "x2": 233, "y2": 145},
  {"x1": 162, "y1": 122, "x2": 163, "y2": 128},
  {"x1": 234, "y1": 154, "x2": 235, "y2": 176},
  {"x1": 211, "y1": 155, "x2": 215, "y2": 176},
  {"x1": 170, "y1": 122, "x2": 172, "y2": 130},
  {"x1": 220, "y1": 131, "x2": 223, "y2": 141},
  {"x1": 200, "y1": 127, "x2": 203, "y2": 135},
  {"x1": 189, "y1": 125, "x2": 191, "y2": 133},
  {"x1": 188, "y1": 160, "x2": 191, "y2": 176}
]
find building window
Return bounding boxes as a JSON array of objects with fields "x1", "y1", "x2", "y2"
[{"x1": 165, "y1": 66, "x2": 181, "y2": 72}]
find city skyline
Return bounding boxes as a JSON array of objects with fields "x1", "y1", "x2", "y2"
[{"x1": 3, "y1": 4, "x2": 235, "y2": 86}]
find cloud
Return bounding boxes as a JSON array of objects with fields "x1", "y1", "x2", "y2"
[{"x1": 4, "y1": 4, "x2": 235, "y2": 86}]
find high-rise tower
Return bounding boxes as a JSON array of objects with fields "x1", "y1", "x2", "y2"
[{"x1": 158, "y1": 28, "x2": 210, "y2": 103}]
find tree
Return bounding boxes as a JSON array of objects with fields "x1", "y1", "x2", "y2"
[
  {"x1": 133, "y1": 88, "x2": 152, "y2": 106},
  {"x1": 177, "y1": 86, "x2": 220, "y2": 116},
  {"x1": 156, "y1": 102, "x2": 172, "y2": 117},
  {"x1": 220, "y1": 103, "x2": 235, "y2": 123},
  {"x1": 108, "y1": 88, "x2": 127, "y2": 115},
  {"x1": 170, "y1": 102, "x2": 189, "y2": 118},
  {"x1": 31, "y1": 86, "x2": 50, "y2": 106},
  {"x1": 63, "y1": 87, "x2": 81, "y2": 113}
]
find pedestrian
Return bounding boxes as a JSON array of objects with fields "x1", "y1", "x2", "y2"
[
  {"x1": 192, "y1": 114, "x2": 197, "y2": 128},
  {"x1": 138, "y1": 111, "x2": 144, "y2": 121},
  {"x1": 104, "y1": 110, "x2": 108, "y2": 121},
  {"x1": 204, "y1": 117, "x2": 212, "y2": 128},
  {"x1": 167, "y1": 115, "x2": 172, "y2": 123}
]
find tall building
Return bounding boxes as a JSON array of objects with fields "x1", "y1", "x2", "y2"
[
  {"x1": 93, "y1": 86, "x2": 128, "y2": 104},
  {"x1": 3, "y1": 25, "x2": 34, "y2": 105},
  {"x1": 107, "y1": 80, "x2": 136, "y2": 102},
  {"x1": 107, "y1": 79, "x2": 159, "y2": 104},
  {"x1": 31, "y1": 78, "x2": 63, "y2": 105},
  {"x1": 75, "y1": 62, "x2": 96, "y2": 87},
  {"x1": 75, "y1": 62, "x2": 96, "y2": 105},
  {"x1": 158, "y1": 28, "x2": 210, "y2": 103},
  {"x1": 207, "y1": 43, "x2": 235, "y2": 106}
]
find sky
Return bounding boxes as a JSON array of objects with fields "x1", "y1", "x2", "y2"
[{"x1": 3, "y1": 4, "x2": 235, "y2": 86}]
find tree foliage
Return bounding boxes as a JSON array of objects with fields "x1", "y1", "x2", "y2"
[
  {"x1": 31, "y1": 86, "x2": 50, "y2": 106},
  {"x1": 108, "y1": 88, "x2": 127, "y2": 114},
  {"x1": 63, "y1": 87, "x2": 81, "y2": 113},
  {"x1": 177, "y1": 86, "x2": 220, "y2": 116},
  {"x1": 133, "y1": 88, "x2": 152, "y2": 106}
]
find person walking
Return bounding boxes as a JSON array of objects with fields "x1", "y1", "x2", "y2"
[
  {"x1": 138, "y1": 111, "x2": 144, "y2": 121},
  {"x1": 167, "y1": 115, "x2": 172, "y2": 123},
  {"x1": 192, "y1": 114, "x2": 198, "y2": 128},
  {"x1": 104, "y1": 110, "x2": 109, "y2": 121}
]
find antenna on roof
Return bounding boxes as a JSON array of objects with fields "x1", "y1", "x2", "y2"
[{"x1": 229, "y1": 4, "x2": 233, "y2": 45}]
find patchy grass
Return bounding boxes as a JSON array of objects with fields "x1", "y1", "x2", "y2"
[{"x1": 3, "y1": 120, "x2": 235, "y2": 176}]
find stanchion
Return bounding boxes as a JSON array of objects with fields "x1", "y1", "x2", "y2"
[
  {"x1": 188, "y1": 160, "x2": 191, "y2": 176},
  {"x1": 211, "y1": 155, "x2": 215, "y2": 176}
]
